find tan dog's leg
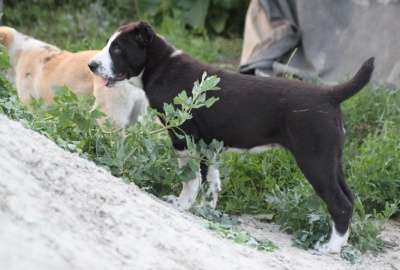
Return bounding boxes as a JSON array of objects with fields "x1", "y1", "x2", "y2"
[{"x1": 15, "y1": 72, "x2": 35, "y2": 106}]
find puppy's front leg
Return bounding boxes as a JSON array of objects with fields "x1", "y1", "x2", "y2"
[
  {"x1": 164, "y1": 151, "x2": 201, "y2": 210},
  {"x1": 200, "y1": 164, "x2": 221, "y2": 209}
]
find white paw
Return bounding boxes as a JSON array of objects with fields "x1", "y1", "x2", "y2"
[
  {"x1": 315, "y1": 224, "x2": 349, "y2": 254},
  {"x1": 162, "y1": 195, "x2": 192, "y2": 211},
  {"x1": 163, "y1": 195, "x2": 178, "y2": 204},
  {"x1": 315, "y1": 242, "x2": 342, "y2": 254}
]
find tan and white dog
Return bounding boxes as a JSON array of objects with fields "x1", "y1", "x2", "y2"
[{"x1": 0, "y1": 26, "x2": 147, "y2": 128}]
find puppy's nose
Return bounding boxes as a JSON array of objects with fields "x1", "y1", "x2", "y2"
[{"x1": 88, "y1": 61, "x2": 99, "y2": 72}]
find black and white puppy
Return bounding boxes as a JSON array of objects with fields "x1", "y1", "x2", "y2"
[{"x1": 89, "y1": 21, "x2": 375, "y2": 253}]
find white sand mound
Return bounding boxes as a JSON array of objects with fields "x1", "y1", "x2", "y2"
[
  {"x1": 0, "y1": 115, "x2": 398, "y2": 270},
  {"x1": 0, "y1": 115, "x2": 282, "y2": 270}
]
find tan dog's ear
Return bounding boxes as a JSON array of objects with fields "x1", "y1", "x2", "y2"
[{"x1": 0, "y1": 27, "x2": 14, "y2": 49}]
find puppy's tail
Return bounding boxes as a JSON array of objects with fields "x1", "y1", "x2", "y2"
[{"x1": 328, "y1": 57, "x2": 375, "y2": 103}]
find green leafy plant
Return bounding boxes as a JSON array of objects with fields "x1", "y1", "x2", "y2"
[
  {"x1": 29, "y1": 86, "x2": 105, "y2": 155},
  {"x1": 340, "y1": 245, "x2": 361, "y2": 265},
  {"x1": 346, "y1": 123, "x2": 400, "y2": 213},
  {"x1": 349, "y1": 199, "x2": 398, "y2": 253},
  {"x1": 265, "y1": 184, "x2": 331, "y2": 249},
  {"x1": 191, "y1": 206, "x2": 277, "y2": 252},
  {"x1": 208, "y1": 222, "x2": 277, "y2": 252},
  {"x1": 153, "y1": 72, "x2": 220, "y2": 135}
]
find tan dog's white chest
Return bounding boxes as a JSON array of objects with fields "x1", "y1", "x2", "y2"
[{"x1": 93, "y1": 77, "x2": 148, "y2": 128}]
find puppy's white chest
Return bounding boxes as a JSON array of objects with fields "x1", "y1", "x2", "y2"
[{"x1": 226, "y1": 144, "x2": 279, "y2": 154}]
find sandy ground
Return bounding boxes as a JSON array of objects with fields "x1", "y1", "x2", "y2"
[
  {"x1": 0, "y1": 115, "x2": 398, "y2": 270},
  {"x1": 239, "y1": 215, "x2": 399, "y2": 270}
]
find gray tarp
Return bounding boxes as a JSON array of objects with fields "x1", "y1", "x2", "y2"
[{"x1": 240, "y1": 0, "x2": 400, "y2": 86}]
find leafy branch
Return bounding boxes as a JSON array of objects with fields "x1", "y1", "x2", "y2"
[{"x1": 150, "y1": 72, "x2": 220, "y2": 135}]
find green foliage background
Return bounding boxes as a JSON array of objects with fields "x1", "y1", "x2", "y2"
[{"x1": 4, "y1": 0, "x2": 248, "y2": 35}]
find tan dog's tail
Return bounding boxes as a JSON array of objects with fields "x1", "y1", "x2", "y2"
[
  {"x1": 0, "y1": 26, "x2": 15, "y2": 49},
  {"x1": 328, "y1": 57, "x2": 375, "y2": 103}
]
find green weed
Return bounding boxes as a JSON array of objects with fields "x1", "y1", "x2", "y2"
[{"x1": 208, "y1": 222, "x2": 277, "y2": 252}]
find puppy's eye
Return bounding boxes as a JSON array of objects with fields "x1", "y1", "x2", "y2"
[{"x1": 112, "y1": 45, "x2": 122, "y2": 54}]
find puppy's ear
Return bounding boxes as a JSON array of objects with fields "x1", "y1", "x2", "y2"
[{"x1": 133, "y1": 21, "x2": 154, "y2": 47}]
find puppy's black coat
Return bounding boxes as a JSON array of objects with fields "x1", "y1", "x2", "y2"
[{"x1": 108, "y1": 22, "x2": 375, "y2": 236}]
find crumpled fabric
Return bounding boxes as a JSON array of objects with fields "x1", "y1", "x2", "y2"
[{"x1": 240, "y1": 0, "x2": 400, "y2": 86}]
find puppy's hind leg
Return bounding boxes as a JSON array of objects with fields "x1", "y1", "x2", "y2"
[
  {"x1": 164, "y1": 151, "x2": 201, "y2": 211},
  {"x1": 290, "y1": 143, "x2": 353, "y2": 254},
  {"x1": 318, "y1": 155, "x2": 354, "y2": 253}
]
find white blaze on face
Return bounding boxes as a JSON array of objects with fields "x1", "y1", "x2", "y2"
[{"x1": 90, "y1": 31, "x2": 121, "y2": 80}]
